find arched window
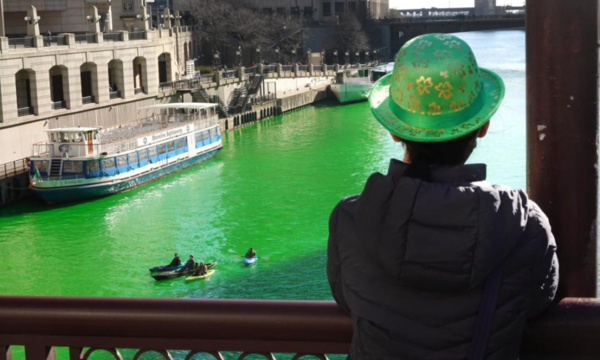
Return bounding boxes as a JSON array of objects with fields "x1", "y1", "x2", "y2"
[
  {"x1": 49, "y1": 65, "x2": 69, "y2": 110},
  {"x1": 133, "y1": 56, "x2": 148, "y2": 94},
  {"x1": 80, "y1": 62, "x2": 99, "y2": 105},
  {"x1": 158, "y1": 53, "x2": 172, "y2": 85},
  {"x1": 108, "y1": 59, "x2": 124, "y2": 99},
  {"x1": 15, "y1": 69, "x2": 36, "y2": 116}
]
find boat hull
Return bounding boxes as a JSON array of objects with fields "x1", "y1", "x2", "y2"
[
  {"x1": 331, "y1": 83, "x2": 373, "y2": 104},
  {"x1": 31, "y1": 148, "x2": 221, "y2": 204}
]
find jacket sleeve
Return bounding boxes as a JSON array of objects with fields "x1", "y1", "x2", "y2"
[
  {"x1": 527, "y1": 202, "x2": 559, "y2": 319},
  {"x1": 327, "y1": 202, "x2": 351, "y2": 313}
]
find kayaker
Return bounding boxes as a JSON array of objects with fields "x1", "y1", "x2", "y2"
[
  {"x1": 182, "y1": 255, "x2": 195, "y2": 271},
  {"x1": 245, "y1": 248, "x2": 256, "y2": 258},
  {"x1": 168, "y1": 253, "x2": 181, "y2": 267},
  {"x1": 193, "y1": 262, "x2": 207, "y2": 276},
  {"x1": 327, "y1": 33, "x2": 558, "y2": 360}
]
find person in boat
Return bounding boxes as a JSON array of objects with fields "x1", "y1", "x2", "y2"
[
  {"x1": 327, "y1": 33, "x2": 558, "y2": 360},
  {"x1": 245, "y1": 248, "x2": 256, "y2": 258},
  {"x1": 168, "y1": 253, "x2": 181, "y2": 267},
  {"x1": 182, "y1": 255, "x2": 195, "y2": 271},
  {"x1": 193, "y1": 262, "x2": 208, "y2": 276}
]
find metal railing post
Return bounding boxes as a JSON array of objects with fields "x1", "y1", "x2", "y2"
[{"x1": 526, "y1": 0, "x2": 599, "y2": 298}]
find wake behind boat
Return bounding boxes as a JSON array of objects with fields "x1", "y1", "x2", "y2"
[
  {"x1": 29, "y1": 103, "x2": 222, "y2": 204},
  {"x1": 331, "y1": 63, "x2": 394, "y2": 104}
]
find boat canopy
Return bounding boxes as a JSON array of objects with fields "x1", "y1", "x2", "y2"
[
  {"x1": 138, "y1": 103, "x2": 218, "y2": 111},
  {"x1": 44, "y1": 127, "x2": 101, "y2": 133}
]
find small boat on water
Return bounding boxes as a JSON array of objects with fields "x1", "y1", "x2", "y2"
[
  {"x1": 185, "y1": 270, "x2": 216, "y2": 282},
  {"x1": 149, "y1": 264, "x2": 185, "y2": 273},
  {"x1": 244, "y1": 257, "x2": 257, "y2": 266},
  {"x1": 330, "y1": 63, "x2": 394, "y2": 104},
  {"x1": 152, "y1": 262, "x2": 217, "y2": 281},
  {"x1": 29, "y1": 103, "x2": 222, "y2": 204}
]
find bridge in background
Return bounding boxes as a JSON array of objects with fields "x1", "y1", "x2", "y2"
[{"x1": 388, "y1": 15, "x2": 525, "y2": 54}]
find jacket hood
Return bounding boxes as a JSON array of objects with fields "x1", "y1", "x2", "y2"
[{"x1": 355, "y1": 160, "x2": 529, "y2": 293}]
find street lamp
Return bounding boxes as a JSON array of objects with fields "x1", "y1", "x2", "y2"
[
  {"x1": 307, "y1": 48, "x2": 311, "y2": 64},
  {"x1": 161, "y1": 13, "x2": 174, "y2": 27},
  {"x1": 86, "y1": 14, "x2": 102, "y2": 23},
  {"x1": 213, "y1": 50, "x2": 221, "y2": 69},
  {"x1": 275, "y1": 47, "x2": 280, "y2": 64},
  {"x1": 24, "y1": 15, "x2": 40, "y2": 25},
  {"x1": 365, "y1": 51, "x2": 370, "y2": 63},
  {"x1": 292, "y1": 45, "x2": 298, "y2": 64},
  {"x1": 344, "y1": 50, "x2": 349, "y2": 65},
  {"x1": 235, "y1": 46, "x2": 242, "y2": 67},
  {"x1": 255, "y1": 46, "x2": 261, "y2": 64},
  {"x1": 333, "y1": 50, "x2": 339, "y2": 65},
  {"x1": 321, "y1": 49, "x2": 325, "y2": 65},
  {"x1": 354, "y1": 50, "x2": 360, "y2": 65}
]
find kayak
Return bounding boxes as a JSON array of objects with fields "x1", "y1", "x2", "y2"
[
  {"x1": 151, "y1": 262, "x2": 217, "y2": 281},
  {"x1": 185, "y1": 270, "x2": 216, "y2": 282},
  {"x1": 244, "y1": 257, "x2": 257, "y2": 266},
  {"x1": 149, "y1": 264, "x2": 185, "y2": 273}
]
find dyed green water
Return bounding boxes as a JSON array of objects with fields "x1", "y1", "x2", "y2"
[{"x1": 0, "y1": 30, "x2": 527, "y2": 302}]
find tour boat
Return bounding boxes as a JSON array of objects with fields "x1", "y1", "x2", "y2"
[
  {"x1": 29, "y1": 103, "x2": 222, "y2": 204},
  {"x1": 331, "y1": 63, "x2": 394, "y2": 104}
]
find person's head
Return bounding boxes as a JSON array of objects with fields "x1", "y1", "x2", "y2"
[
  {"x1": 174, "y1": 253, "x2": 178, "y2": 257},
  {"x1": 200, "y1": 262, "x2": 205, "y2": 266},
  {"x1": 391, "y1": 121, "x2": 490, "y2": 167},
  {"x1": 369, "y1": 33, "x2": 504, "y2": 169},
  {"x1": 248, "y1": 247, "x2": 253, "y2": 252},
  {"x1": 189, "y1": 255, "x2": 193, "y2": 260}
]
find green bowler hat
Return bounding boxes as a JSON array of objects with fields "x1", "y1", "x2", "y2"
[{"x1": 369, "y1": 33, "x2": 505, "y2": 142}]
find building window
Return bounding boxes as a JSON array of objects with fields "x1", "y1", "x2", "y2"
[
  {"x1": 87, "y1": 160, "x2": 99, "y2": 174},
  {"x1": 63, "y1": 161, "x2": 83, "y2": 173},
  {"x1": 323, "y1": 2, "x2": 331, "y2": 16},
  {"x1": 304, "y1": 7, "x2": 313, "y2": 17},
  {"x1": 349, "y1": 1, "x2": 357, "y2": 11},
  {"x1": 277, "y1": 7, "x2": 286, "y2": 14},
  {"x1": 101, "y1": 158, "x2": 115, "y2": 170},
  {"x1": 335, "y1": 2, "x2": 345, "y2": 14}
]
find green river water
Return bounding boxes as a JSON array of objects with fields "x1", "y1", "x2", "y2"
[{"x1": 0, "y1": 30, "x2": 527, "y2": 358}]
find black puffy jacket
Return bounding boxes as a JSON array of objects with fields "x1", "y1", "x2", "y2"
[{"x1": 327, "y1": 160, "x2": 558, "y2": 360}]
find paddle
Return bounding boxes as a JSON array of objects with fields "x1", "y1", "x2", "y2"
[{"x1": 233, "y1": 255, "x2": 270, "y2": 261}]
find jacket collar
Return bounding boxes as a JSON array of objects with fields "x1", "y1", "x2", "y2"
[{"x1": 388, "y1": 159, "x2": 487, "y2": 183}]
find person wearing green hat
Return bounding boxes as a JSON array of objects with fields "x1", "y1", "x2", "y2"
[{"x1": 327, "y1": 34, "x2": 558, "y2": 360}]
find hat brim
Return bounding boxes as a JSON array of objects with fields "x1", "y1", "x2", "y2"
[{"x1": 369, "y1": 68, "x2": 505, "y2": 142}]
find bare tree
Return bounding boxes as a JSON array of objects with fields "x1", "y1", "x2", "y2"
[
  {"x1": 335, "y1": 12, "x2": 370, "y2": 52},
  {"x1": 182, "y1": 0, "x2": 304, "y2": 64}
]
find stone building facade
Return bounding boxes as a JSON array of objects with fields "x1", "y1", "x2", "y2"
[
  {"x1": 2, "y1": 0, "x2": 176, "y2": 35},
  {"x1": 0, "y1": 2, "x2": 194, "y2": 165},
  {"x1": 171, "y1": 0, "x2": 389, "y2": 21}
]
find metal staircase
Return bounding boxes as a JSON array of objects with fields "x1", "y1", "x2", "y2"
[
  {"x1": 191, "y1": 89, "x2": 229, "y2": 117},
  {"x1": 49, "y1": 159, "x2": 62, "y2": 178}
]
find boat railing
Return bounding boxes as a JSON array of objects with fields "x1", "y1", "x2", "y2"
[
  {"x1": 0, "y1": 296, "x2": 597, "y2": 359},
  {"x1": 31, "y1": 144, "x2": 102, "y2": 159}
]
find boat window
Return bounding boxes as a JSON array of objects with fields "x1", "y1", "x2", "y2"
[
  {"x1": 87, "y1": 160, "x2": 99, "y2": 173},
  {"x1": 176, "y1": 138, "x2": 184, "y2": 149},
  {"x1": 149, "y1": 146, "x2": 158, "y2": 158},
  {"x1": 168, "y1": 141, "x2": 175, "y2": 152},
  {"x1": 195, "y1": 132, "x2": 202, "y2": 143},
  {"x1": 35, "y1": 160, "x2": 49, "y2": 173},
  {"x1": 138, "y1": 149, "x2": 148, "y2": 161},
  {"x1": 116, "y1": 155, "x2": 128, "y2": 168},
  {"x1": 59, "y1": 133, "x2": 69, "y2": 142},
  {"x1": 101, "y1": 158, "x2": 116, "y2": 170},
  {"x1": 158, "y1": 143, "x2": 167, "y2": 155},
  {"x1": 63, "y1": 161, "x2": 83, "y2": 173},
  {"x1": 182, "y1": 137, "x2": 188, "y2": 147}
]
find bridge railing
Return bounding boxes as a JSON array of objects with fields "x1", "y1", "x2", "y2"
[
  {"x1": 0, "y1": 296, "x2": 598, "y2": 360},
  {"x1": 0, "y1": 159, "x2": 29, "y2": 180}
]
